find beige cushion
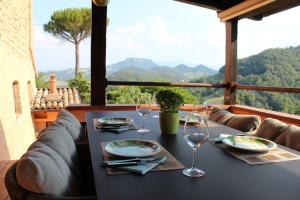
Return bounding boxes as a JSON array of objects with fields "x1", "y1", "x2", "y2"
[
  {"x1": 56, "y1": 109, "x2": 83, "y2": 142},
  {"x1": 255, "y1": 118, "x2": 288, "y2": 141},
  {"x1": 208, "y1": 107, "x2": 233, "y2": 124},
  {"x1": 275, "y1": 125, "x2": 300, "y2": 151},
  {"x1": 208, "y1": 107, "x2": 261, "y2": 132},
  {"x1": 36, "y1": 123, "x2": 79, "y2": 175},
  {"x1": 226, "y1": 115, "x2": 261, "y2": 132},
  {"x1": 16, "y1": 142, "x2": 80, "y2": 196}
]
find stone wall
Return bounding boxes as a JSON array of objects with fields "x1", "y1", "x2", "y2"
[{"x1": 0, "y1": 0, "x2": 36, "y2": 160}]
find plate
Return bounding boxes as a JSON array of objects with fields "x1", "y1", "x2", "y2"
[
  {"x1": 222, "y1": 136, "x2": 277, "y2": 152},
  {"x1": 179, "y1": 115, "x2": 199, "y2": 123},
  {"x1": 98, "y1": 117, "x2": 133, "y2": 126},
  {"x1": 104, "y1": 140, "x2": 162, "y2": 157}
]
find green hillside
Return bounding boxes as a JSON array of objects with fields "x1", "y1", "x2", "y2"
[{"x1": 192, "y1": 46, "x2": 300, "y2": 114}]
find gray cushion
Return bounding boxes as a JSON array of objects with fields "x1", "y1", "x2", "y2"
[
  {"x1": 275, "y1": 125, "x2": 300, "y2": 151},
  {"x1": 16, "y1": 142, "x2": 80, "y2": 196},
  {"x1": 56, "y1": 109, "x2": 83, "y2": 142},
  {"x1": 208, "y1": 107, "x2": 261, "y2": 132},
  {"x1": 36, "y1": 123, "x2": 79, "y2": 176},
  {"x1": 255, "y1": 118, "x2": 288, "y2": 141}
]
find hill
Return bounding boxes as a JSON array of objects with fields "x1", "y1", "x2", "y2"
[
  {"x1": 40, "y1": 58, "x2": 217, "y2": 83},
  {"x1": 192, "y1": 46, "x2": 300, "y2": 114}
]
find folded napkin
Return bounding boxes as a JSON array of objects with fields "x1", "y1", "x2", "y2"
[
  {"x1": 117, "y1": 156, "x2": 167, "y2": 174},
  {"x1": 96, "y1": 122, "x2": 138, "y2": 133}
]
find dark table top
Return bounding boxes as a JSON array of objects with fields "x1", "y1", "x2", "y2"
[{"x1": 86, "y1": 111, "x2": 300, "y2": 200}]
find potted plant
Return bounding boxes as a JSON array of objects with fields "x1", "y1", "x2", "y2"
[{"x1": 156, "y1": 90, "x2": 184, "y2": 134}]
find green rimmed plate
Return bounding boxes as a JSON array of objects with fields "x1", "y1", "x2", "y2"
[
  {"x1": 179, "y1": 115, "x2": 199, "y2": 124},
  {"x1": 98, "y1": 117, "x2": 133, "y2": 126},
  {"x1": 104, "y1": 140, "x2": 162, "y2": 157},
  {"x1": 222, "y1": 136, "x2": 277, "y2": 153}
]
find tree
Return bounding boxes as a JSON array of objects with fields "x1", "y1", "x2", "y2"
[
  {"x1": 35, "y1": 72, "x2": 49, "y2": 88},
  {"x1": 68, "y1": 72, "x2": 91, "y2": 103},
  {"x1": 44, "y1": 8, "x2": 92, "y2": 76}
]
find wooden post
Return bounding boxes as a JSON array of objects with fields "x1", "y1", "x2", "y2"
[
  {"x1": 224, "y1": 20, "x2": 238, "y2": 105},
  {"x1": 91, "y1": 2, "x2": 107, "y2": 105}
]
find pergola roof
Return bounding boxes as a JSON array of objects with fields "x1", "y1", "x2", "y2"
[{"x1": 176, "y1": 0, "x2": 300, "y2": 21}]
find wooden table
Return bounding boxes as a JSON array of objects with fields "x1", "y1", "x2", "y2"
[{"x1": 86, "y1": 111, "x2": 300, "y2": 200}]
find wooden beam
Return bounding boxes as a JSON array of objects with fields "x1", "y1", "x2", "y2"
[
  {"x1": 218, "y1": 0, "x2": 276, "y2": 22},
  {"x1": 107, "y1": 81, "x2": 226, "y2": 88},
  {"x1": 91, "y1": 2, "x2": 107, "y2": 105},
  {"x1": 236, "y1": 84, "x2": 300, "y2": 93},
  {"x1": 224, "y1": 20, "x2": 238, "y2": 105}
]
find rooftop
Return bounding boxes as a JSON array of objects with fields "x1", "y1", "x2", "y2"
[{"x1": 31, "y1": 88, "x2": 81, "y2": 110}]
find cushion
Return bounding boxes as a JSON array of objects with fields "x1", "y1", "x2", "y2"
[
  {"x1": 56, "y1": 109, "x2": 83, "y2": 142},
  {"x1": 208, "y1": 107, "x2": 234, "y2": 124},
  {"x1": 226, "y1": 115, "x2": 261, "y2": 132},
  {"x1": 275, "y1": 125, "x2": 300, "y2": 151},
  {"x1": 208, "y1": 107, "x2": 261, "y2": 132},
  {"x1": 36, "y1": 123, "x2": 79, "y2": 176},
  {"x1": 255, "y1": 118, "x2": 288, "y2": 141},
  {"x1": 16, "y1": 142, "x2": 80, "y2": 196}
]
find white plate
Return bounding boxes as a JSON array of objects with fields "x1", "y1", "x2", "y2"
[
  {"x1": 104, "y1": 139, "x2": 161, "y2": 157},
  {"x1": 222, "y1": 135, "x2": 277, "y2": 152},
  {"x1": 98, "y1": 117, "x2": 133, "y2": 126}
]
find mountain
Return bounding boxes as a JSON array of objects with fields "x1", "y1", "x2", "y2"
[
  {"x1": 108, "y1": 63, "x2": 216, "y2": 82},
  {"x1": 40, "y1": 58, "x2": 217, "y2": 83},
  {"x1": 192, "y1": 46, "x2": 300, "y2": 114},
  {"x1": 107, "y1": 58, "x2": 159, "y2": 74}
]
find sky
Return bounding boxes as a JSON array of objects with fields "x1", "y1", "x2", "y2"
[{"x1": 33, "y1": 0, "x2": 300, "y2": 71}]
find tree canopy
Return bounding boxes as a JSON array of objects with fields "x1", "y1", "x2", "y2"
[{"x1": 44, "y1": 8, "x2": 92, "y2": 76}]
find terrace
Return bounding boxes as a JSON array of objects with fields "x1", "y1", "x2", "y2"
[{"x1": 1, "y1": 0, "x2": 300, "y2": 200}]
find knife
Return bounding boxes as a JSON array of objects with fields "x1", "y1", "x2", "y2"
[{"x1": 102, "y1": 156, "x2": 167, "y2": 167}]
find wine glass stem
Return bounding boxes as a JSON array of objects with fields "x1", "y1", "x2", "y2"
[
  {"x1": 192, "y1": 148, "x2": 197, "y2": 168},
  {"x1": 142, "y1": 117, "x2": 145, "y2": 130}
]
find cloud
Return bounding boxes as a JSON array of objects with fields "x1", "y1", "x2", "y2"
[
  {"x1": 148, "y1": 16, "x2": 191, "y2": 46},
  {"x1": 33, "y1": 25, "x2": 59, "y2": 45}
]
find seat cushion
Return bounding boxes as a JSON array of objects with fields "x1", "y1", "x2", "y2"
[
  {"x1": 208, "y1": 107, "x2": 261, "y2": 132},
  {"x1": 56, "y1": 109, "x2": 83, "y2": 142},
  {"x1": 275, "y1": 125, "x2": 300, "y2": 151},
  {"x1": 255, "y1": 118, "x2": 288, "y2": 141},
  {"x1": 36, "y1": 123, "x2": 79, "y2": 176},
  {"x1": 16, "y1": 142, "x2": 80, "y2": 196}
]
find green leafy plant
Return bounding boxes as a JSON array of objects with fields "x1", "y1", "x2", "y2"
[
  {"x1": 68, "y1": 72, "x2": 90, "y2": 103},
  {"x1": 156, "y1": 90, "x2": 184, "y2": 113}
]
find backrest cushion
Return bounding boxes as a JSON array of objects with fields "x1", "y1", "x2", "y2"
[
  {"x1": 226, "y1": 115, "x2": 261, "y2": 132},
  {"x1": 36, "y1": 123, "x2": 79, "y2": 176},
  {"x1": 16, "y1": 142, "x2": 80, "y2": 196},
  {"x1": 55, "y1": 109, "x2": 83, "y2": 142},
  {"x1": 208, "y1": 107, "x2": 233, "y2": 124},
  {"x1": 255, "y1": 118, "x2": 288, "y2": 141},
  {"x1": 275, "y1": 125, "x2": 300, "y2": 151},
  {"x1": 208, "y1": 107, "x2": 261, "y2": 132}
]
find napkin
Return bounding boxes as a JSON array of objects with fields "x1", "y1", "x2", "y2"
[
  {"x1": 96, "y1": 123, "x2": 137, "y2": 133},
  {"x1": 117, "y1": 156, "x2": 167, "y2": 175}
]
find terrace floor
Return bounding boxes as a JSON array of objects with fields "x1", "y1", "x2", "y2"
[{"x1": 0, "y1": 160, "x2": 16, "y2": 200}]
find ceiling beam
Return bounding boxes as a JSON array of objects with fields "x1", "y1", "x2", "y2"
[{"x1": 218, "y1": 0, "x2": 277, "y2": 22}]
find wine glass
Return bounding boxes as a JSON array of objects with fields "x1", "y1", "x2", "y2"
[
  {"x1": 152, "y1": 93, "x2": 159, "y2": 118},
  {"x1": 136, "y1": 95, "x2": 152, "y2": 133},
  {"x1": 182, "y1": 112, "x2": 209, "y2": 177}
]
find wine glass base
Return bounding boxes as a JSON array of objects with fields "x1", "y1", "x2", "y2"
[
  {"x1": 137, "y1": 129, "x2": 150, "y2": 133},
  {"x1": 182, "y1": 167, "x2": 206, "y2": 177}
]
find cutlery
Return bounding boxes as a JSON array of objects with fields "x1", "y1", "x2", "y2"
[{"x1": 102, "y1": 156, "x2": 167, "y2": 167}]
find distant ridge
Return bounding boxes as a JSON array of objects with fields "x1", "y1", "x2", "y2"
[{"x1": 40, "y1": 57, "x2": 218, "y2": 82}]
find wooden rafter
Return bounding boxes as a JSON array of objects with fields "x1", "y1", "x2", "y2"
[{"x1": 218, "y1": 0, "x2": 277, "y2": 22}]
